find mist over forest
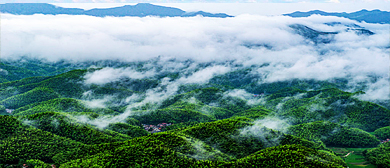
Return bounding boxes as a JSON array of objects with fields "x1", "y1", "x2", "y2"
[{"x1": 0, "y1": 3, "x2": 389, "y2": 168}]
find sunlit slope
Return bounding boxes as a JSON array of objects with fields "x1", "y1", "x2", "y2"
[
  {"x1": 226, "y1": 144, "x2": 346, "y2": 168},
  {"x1": 0, "y1": 69, "x2": 136, "y2": 113},
  {"x1": 57, "y1": 132, "x2": 229, "y2": 167},
  {"x1": 12, "y1": 98, "x2": 118, "y2": 116},
  {"x1": 264, "y1": 88, "x2": 390, "y2": 132},
  {"x1": 0, "y1": 114, "x2": 348, "y2": 167},
  {"x1": 174, "y1": 118, "x2": 330, "y2": 158},
  {"x1": 18, "y1": 112, "x2": 134, "y2": 144},
  {"x1": 0, "y1": 115, "x2": 21, "y2": 141},
  {"x1": 0, "y1": 115, "x2": 85, "y2": 164},
  {"x1": 131, "y1": 100, "x2": 236, "y2": 125},
  {"x1": 55, "y1": 118, "x2": 346, "y2": 168},
  {"x1": 0, "y1": 87, "x2": 60, "y2": 109},
  {"x1": 366, "y1": 142, "x2": 390, "y2": 168},
  {"x1": 232, "y1": 105, "x2": 271, "y2": 119},
  {"x1": 0, "y1": 114, "x2": 147, "y2": 165},
  {"x1": 374, "y1": 126, "x2": 390, "y2": 140},
  {"x1": 288, "y1": 121, "x2": 380, "y2": 148},
  {"x1": 60, "y1": 143, "x2": 346, "y2": 168}
]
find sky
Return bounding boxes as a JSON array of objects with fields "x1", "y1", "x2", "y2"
[
  {"x1": 1, "y1": 0, "x2": 389, "y2": 2},
  {"x1": 0, "y1": 0, "x2": 390, "y2": 16}
]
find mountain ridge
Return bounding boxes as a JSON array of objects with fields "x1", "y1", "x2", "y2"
[
  {"x1": 0, "y1": 3, "x2": 232, "y2": 18},
  {"x1": 284, "y1": 9, "x2": 390, "y2": 24},
  {"x1": 0, "y1": 3, "x2": 388, "y2": 23}
]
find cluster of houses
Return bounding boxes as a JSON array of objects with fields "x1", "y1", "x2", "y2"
[
  {"x1": 253, "y1": 93, "x2": 264, "y2": 97},
  {"x1": 380, "y1": 138, "x2": 390, "y2": 143},
  {"x1": 22, "y1": 164, "x2": 56, "y2": 168},
  {"x1": 142, "y1": 123, "x2": 173, "y2": 133},
  {"x1": 5, "y1": 109, "x2": 14, "y2": 114}
]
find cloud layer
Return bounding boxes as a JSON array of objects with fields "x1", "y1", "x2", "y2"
[
  {"x1": 2, "y1": 13, "x2": 389, "y2": 101},
  {"x1": 84, "y1": 67, "x2": 156, "y2": 85}
]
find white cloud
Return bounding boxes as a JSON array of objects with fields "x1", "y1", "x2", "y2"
[
  {"x1": 239, "y1": 117, "x2": 291, "y2": 147},
  {"x1": 178, "y1": 65, "x2": 231, "y2": 84},
  {"x1": 84, "y1": 67, "x2": 156, "y2": 85},
  {"x1": 0, "y1": 14, "x2": 347, "y2": 62},
  {"x1": 82, "y1": 96, "x2": 112, "y2": 108},
  {"x1": 224, "y1": 89, "x2": 266, "y2": 105},
  {"x1": 2, "y1": 13, "x2": 389, "y2": 102},
  {"x1": 355, "y1": 78, "x2": 390, "y2": 101}
]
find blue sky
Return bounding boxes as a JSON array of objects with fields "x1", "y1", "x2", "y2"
[
  {"x1": 0, "y1": 0, "x2": 389, "y2": 15},
  {"x1": 0, "y1": 0, "x2": 389, "y2": 2}
]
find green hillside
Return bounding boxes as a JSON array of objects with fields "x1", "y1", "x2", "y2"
[
  {"x1": 288, "y1": 121, "x2": 380, "y2": 148},
  {"x1": 365, "y1": 142, "x2": 390, "y2": 168},
  {"x1": 265, "y1": 88, "x2": 390, "y2": 132},
  {"x1": 0, "y1": 60, "x2": 387, "y2": 167},
  {"x1": 19, "y1": 112, "x2": 132, "y2": 144},
  {"x1": 12, "y1": 98, "x2": 117, "y2": 116},
  {"x1": 0, "y1": 87, "x2": 60, "y2": 109},
  {"x1": 373, "y1": 126, "x2": 390, "y2": 140}
]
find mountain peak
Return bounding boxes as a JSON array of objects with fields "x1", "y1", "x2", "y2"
[
  {"x1": 0, "y1": 3, "x2": 231, "y2": 18},
  {"x1": 285, "y1": 9, "x2": 390, "y2": 24}
]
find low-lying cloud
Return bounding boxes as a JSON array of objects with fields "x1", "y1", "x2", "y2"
[
  {"x1": 82, "y1": 96, "x2": 113, "y2": 109},
  {"x1": 84, "y1": 67, "x2": 156, "y2": 85},
  {"x1": 178, "y1": 65, "x2": 231, "y2": 84},
  {"x1": 240, "y1": 117, "x2": 291, "y2": 147}
]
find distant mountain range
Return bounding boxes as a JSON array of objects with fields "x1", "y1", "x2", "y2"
[
  {"x1": 0, "y1": 3, "x2": 232, "y2": 18},
  {"x1": 284, "y1": 9, "x2": 390, "y2": 24},
  {"x1": 0, "y1": 3, "x2": 388, "y2": 23}
]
